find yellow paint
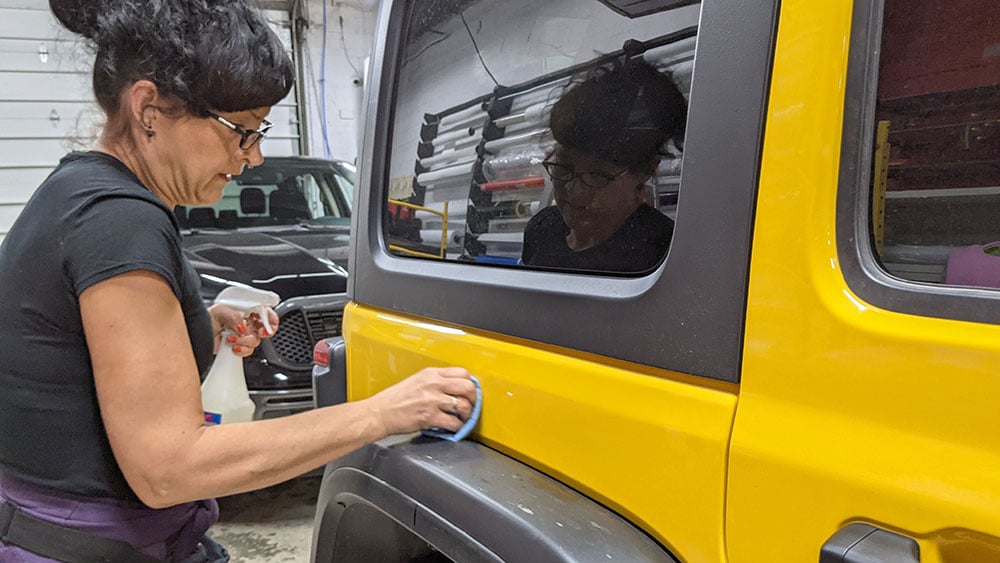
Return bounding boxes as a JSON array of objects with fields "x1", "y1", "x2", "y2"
[
  {"x1": 343, "y1": 303, "x2": 738, "y2": 562},
  {"x1": 728, "y1": 0, "x2": 1000, "y2": 560},
  {"x1": 343, "y1": 0, "x2": 1000, "y2": 559}
]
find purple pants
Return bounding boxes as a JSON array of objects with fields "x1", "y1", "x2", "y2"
[{"x1": 0, "y1": 473, "x2": 219, "y2": 561}]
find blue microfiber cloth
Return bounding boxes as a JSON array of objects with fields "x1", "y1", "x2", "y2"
[{"x1": 421, "y1": 374, "x2": 482, "y2": 442}]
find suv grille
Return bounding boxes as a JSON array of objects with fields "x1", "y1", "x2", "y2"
[
  {"x1": 307, "y1": 310, "x2": 344, "y2": 341},
  {"x1": 271, "y1": 309, "x2": 344, "y2": 366}
]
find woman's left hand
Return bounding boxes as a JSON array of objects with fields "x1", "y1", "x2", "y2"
[{"x1": 208, "y1": 304, "x2": 280, "y2": 357}]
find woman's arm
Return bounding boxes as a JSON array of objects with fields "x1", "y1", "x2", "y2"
[{"x1": 81, "y1": 270, "x2": 475, "y2": 509}]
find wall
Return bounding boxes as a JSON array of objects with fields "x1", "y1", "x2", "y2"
[
  {"x1": 0, "y1": 2, "x2": 94, "y2": 241},
  {"x1": 0, "y1": 2, "x2": 301, "y2": 241},
  {"x1": 297, "y1": 0, "x2": 379, "y2": 163}
]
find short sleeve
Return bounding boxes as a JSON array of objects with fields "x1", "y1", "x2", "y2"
[
  {"x1": 63, "y1": 194, "x2": 184, "y2": 299},
  {"x1": 522, "y1": 206, "x2": 561, "y2": 265},
  {"x1": 522, "y1": 213, "x2": 541, "y2": 264}
]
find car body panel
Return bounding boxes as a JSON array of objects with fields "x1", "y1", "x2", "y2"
[
  {"x1": 343, "y1": 303, "x2": 738, "y2": 561},
  {"x1": 726, "y1": 0, "x2": 1000, "y2": 561},
  {"x1": 317, "y1": 0, "x2": 1000, "y2": 560},
  {"x1": 322, "y1": 0, "x2": 762, "y2": 559}
]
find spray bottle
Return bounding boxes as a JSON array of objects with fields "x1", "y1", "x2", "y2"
[{"x1": 201, "y1": 285, "x2": 281, "y2": 425}]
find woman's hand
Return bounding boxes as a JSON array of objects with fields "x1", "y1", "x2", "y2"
[
  {"x1": 208, "y1": 304, "x2": 280, "y2": 357},
  {"x1": 365, "y1": 367, "x2": 477, "y2": 435}
]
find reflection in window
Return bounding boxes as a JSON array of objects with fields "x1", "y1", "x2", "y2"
[
  {"x1": 521, "y1": 61, "x2": 685, "y2": 272},
  {"x1": 872, "y1": 0, "x2": 1000, "y2": 288},
  {"x1": 385, "y1": 0, "x2": 697, "y2": 274}
]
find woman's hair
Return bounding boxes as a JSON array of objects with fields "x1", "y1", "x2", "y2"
[
  {"x1": 49, "y1": 0, "x2": 294, "y2": 118},
  {"x1": 549, "y1": 59, "x2": 687, "y2": 172}
]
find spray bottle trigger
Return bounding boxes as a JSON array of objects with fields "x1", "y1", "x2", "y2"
[{"x1": 257, "y1": 305, "x2": 274, "y2": 336}]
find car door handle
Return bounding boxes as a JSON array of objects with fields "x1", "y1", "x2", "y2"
[{"x1": 820, "y1": 523, "x2": 919, "y2": 563}]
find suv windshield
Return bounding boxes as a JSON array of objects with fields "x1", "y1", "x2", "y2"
[{"x1": 177, "y1": 159, "x2": 355, "y2": 230}]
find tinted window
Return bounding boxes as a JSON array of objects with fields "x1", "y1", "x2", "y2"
[
  {"x1": 871, "y1": 1, "x2": 1000, "y2": 288},
  {"x1": 384, "y1": 0, "x2": 695, "y2": 272}
]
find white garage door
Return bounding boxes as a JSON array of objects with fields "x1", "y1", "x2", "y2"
[{"x1": 0, "y1": 2, "x2": 301, "y2": 239}]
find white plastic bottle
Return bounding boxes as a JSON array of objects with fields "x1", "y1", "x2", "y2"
[{"x1": 201, "y1": 285, "x2": 280, "y2": 425}]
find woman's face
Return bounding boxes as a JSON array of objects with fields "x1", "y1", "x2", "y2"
[
  {"x1": 155, "y1": 106, "x2": 271, "y2": 207},
  {"x1": 549, "y1": 146, "x2": 649, "y2": 233}
]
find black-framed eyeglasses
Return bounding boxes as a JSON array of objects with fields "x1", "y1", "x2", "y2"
[
  {"x1": 541, "y1": 161, "x2": 630, "y2": 189},
  {"x1": 207, "y1": 112, "x2": 272, "y2": 150}
]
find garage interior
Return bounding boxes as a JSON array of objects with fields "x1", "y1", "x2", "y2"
[
  {"x1": 0, "y1": 0, "x2": 377, "y2": 241},
  {"x1": 2, "y1": 0, "x2": 999, "y2": 561}
]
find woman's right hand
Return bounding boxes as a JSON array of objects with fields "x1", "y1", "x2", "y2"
[{"x1": 365, "y1": 367, "x2": 477, "y2": 436}]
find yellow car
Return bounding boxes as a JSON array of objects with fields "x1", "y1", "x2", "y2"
[{"x1": 311, "y1": 0, "x2": 1000, "y2": 561}]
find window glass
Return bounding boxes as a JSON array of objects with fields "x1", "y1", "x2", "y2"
[
  {"x1": 384, "y1": 0, "x2": 696, "y2": 272},
  {"x1": 331, "y1": 164, "x2": 356, "y2": 213},
  {"x1": 872, "y1": 0, "x2": 1000, "y2": 288},
  {"x1": 177, "y1": 160, "x2": 353, "y2": 230}
]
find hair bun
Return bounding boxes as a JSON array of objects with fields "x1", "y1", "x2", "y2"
[{"x1": 49, "y1": 0, "x2": 103, "y2": 39}]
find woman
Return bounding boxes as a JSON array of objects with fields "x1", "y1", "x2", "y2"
[
  {"x1": 0, "y1": 1, "x2": 476, "y2": 561},
  {"x1": 521, "y1": 60, "x2": 687, "y2": 273}
]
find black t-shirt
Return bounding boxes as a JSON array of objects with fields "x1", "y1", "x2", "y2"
[
  {"x1": 0, "y1": 152, "x2": 214, "y2": 504},
  {"x1": 521, "y1": 204, "x2": 674, "y2": 273}
]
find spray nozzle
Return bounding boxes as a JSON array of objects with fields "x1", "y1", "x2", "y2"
[{"x1": 213, "y1": 286, "x2": 281, "y2": 336}]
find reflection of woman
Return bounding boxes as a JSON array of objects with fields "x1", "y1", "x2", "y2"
[
  {"x1": 0, "y1": 1, "x2": 475, "y2": 561},
  {"x1": 522, "y1": 60, "x2": 687, "y2": 273}
]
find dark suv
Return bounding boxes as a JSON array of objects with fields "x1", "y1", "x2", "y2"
[{"x1": 176, "y1": 156, "x2": 354, "y2": 419}]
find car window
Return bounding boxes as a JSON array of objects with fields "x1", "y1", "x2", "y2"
[
  {"x1": 355, "y1": 0, "x2": 773, "y2": 379},
  {"x1": 336, "y1": 162, "x2": 357, "y2": 186},
  {"x1": 330, "y1": 166, "x2": 355, "y2": 213},
  {"x1": 177, "y1": 162, "x2": 353, "y2": 229},
  {"x1": 870, "y1": 0, "x2": 1000, "y2": 289},
  {"x1": 383, "y1": 0, "x2": 695, "y2": 273}
]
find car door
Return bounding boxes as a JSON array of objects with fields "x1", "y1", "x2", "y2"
[
  {"x1": 727, "y1": 0, "x2": 1000, "y2": 560},
  {"x1": 327, "y1": 0, "x2": 779, "y2": 561}
]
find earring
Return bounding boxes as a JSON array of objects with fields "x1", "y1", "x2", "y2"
[{"x1": 145, "y1": 127, "x2": 155, "y2": 138}]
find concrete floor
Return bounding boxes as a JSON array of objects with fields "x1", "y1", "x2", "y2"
[{"x1": 211, "y1": 475, "x2": 321, "y2": 563}]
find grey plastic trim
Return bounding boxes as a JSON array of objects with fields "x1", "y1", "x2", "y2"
[
  {"x1": 249, "y1": 388, "x2": 314, "y2": 420},
  {"x1": 275, "y1": 293, "x2": 351, "y2": 315},
  {"x1": 820, "y1": 523, "x2": 920, "y2": 563},
  {"x1": 311, "y1": 336, "x2": 346, "y2": 408},
  {"x1": 350, "y1": 0, "x2": 780, "y2": 382},
  {"x1": 311, "y1": 435, "x2": 679, "y2": 563},
  {"x1": 836, "y1": 0, "x2": 1000, "y2": 324}
]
